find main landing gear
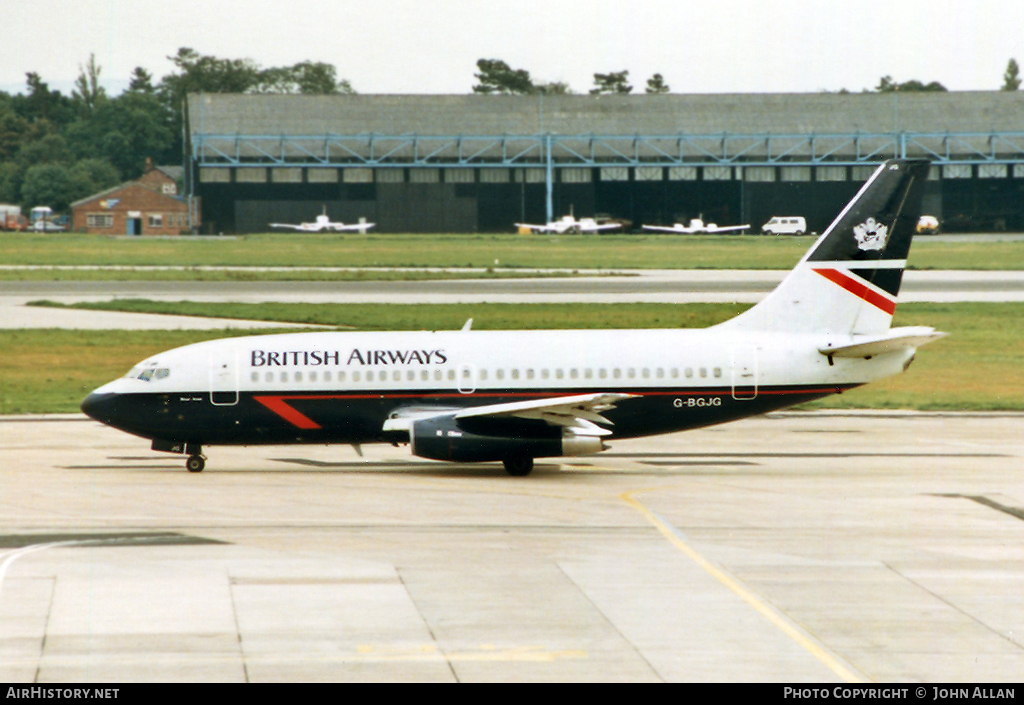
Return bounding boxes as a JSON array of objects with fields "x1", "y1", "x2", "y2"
[
  {"x1": 503, "y1": 455, "x2": 534, "y2": 477},
  {"x1": 186, "y1": 452, "x2": 206, "y2": 473}
]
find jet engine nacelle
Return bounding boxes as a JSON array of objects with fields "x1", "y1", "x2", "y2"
[{"x1": 409, "y1": 415, "x2": 604, "y2": 463}]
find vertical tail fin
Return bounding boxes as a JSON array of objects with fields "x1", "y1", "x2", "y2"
[{"x1": 718, "y1": 158, "x2": 931, "y2": 335}]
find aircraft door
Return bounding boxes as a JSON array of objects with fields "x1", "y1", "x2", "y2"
[
  {"x1": 457, "y1": 363, "x2": 477, "y2": 394},
  {"x1": 209, "y1": 347, "x2": 240, "y2": 406},
  {"x1": 730, "y1": 346, "x2": 758, "y2": 400}
]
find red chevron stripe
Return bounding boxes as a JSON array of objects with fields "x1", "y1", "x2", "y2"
[
  {"x1": 812, "y1": 267, "x2": 896, "y2": 315},
  {"x1": 254, "y1": 396, "x2": 321, "y2": 429}
]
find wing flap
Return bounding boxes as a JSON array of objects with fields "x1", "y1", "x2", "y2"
[{"x1": 383, "y1": 393, "x2": 637, "y2": 436}]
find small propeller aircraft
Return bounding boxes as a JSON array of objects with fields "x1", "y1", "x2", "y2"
[
  {"x1": 270, "y1": 207, "x2": 374, "y2": 233},
  {"x1": 642, "y1": 218, "x2": 749, "y2": 234},
  {"x1": 515, "y1": 215, "x2": 622, "y2": 234}
]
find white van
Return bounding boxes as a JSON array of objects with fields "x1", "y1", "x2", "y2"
[{"x1": 761, "y1": 216, "x2": 806, "y2": 235}]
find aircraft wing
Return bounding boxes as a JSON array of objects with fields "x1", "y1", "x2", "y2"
[
  {"x1": 642, "y1": 225, "x2": 686, "y2": 233},
  {"x1": 818, "y1": 326, "x2": 947, "y2": 359},
  {"x1": 582, "y1": 223, "x2": 622, "y2": 231},
  {"x1": 383, "y1": 392, "x2": 637, "y2": 437},
  {"x1": 269, "y1": 223, "x2": 304, "y2": 230},
  {"x1": 706, "y1": 224, "x2": 750, "y2": 233},
  {"x1": 326, "y1": 223, "x2": 375, "y2": 231}
]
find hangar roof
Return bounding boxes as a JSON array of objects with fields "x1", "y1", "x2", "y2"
[{"x1": 188, "y1": 91, "x2": 1024, "y2": 136}]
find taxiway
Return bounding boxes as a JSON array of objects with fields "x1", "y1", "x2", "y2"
[{"x1": 1, "y1": 412, "x2": 1022, "y2": 682}]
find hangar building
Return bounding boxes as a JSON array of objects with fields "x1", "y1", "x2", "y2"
[{"x1": 185, "y1": 92, "x2": 1024, "y2": 234}]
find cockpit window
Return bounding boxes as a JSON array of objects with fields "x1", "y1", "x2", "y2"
[{"x1": 128, "y1": 367, "x2": 170, "y2": 382}]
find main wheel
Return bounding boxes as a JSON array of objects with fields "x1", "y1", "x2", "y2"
[
  {"x1": 503, "y1": 456, "x2": 534, "y2": 477},
  {"x1": 186, "y1": 455, "x2": 205, "y2": 473}
]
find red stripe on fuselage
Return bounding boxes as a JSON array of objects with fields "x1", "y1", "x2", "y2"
[
  {"x1": 812, "y1": 267, "x2": 896, "y2": 315},
  {"x1": 254, "y1": 395, "x2": 322, "y2": 429}
]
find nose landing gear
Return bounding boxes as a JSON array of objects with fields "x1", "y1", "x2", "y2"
[{"x1": 186, "y1": 450, "x2": 206, "y2": 473}]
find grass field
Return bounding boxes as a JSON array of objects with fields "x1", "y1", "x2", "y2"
[
  {"x1": 2, "y1": 232, "x2": 1024, "y2": 275},
  {"x1": 6, "y1": 301, "x2": 1023, "y2": 415}
]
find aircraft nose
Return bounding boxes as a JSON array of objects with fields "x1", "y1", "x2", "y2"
[{"x1": 81, "y1": 391, "x2": 118, "y2": 425}]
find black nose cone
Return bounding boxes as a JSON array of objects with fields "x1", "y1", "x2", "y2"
[{"x1": 81, "y1": 392, "x2": 118, "y2": 425}]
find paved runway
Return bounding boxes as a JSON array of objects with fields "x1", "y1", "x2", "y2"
[
  {"x1": 1, "y1": 270, "x2": 1023, "y2": 328},
  {"x1": 2, "y1": 412, "x2": 1022, "y2": 682}
]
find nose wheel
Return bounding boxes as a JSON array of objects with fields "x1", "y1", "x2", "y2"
[{"x1": 186, "y1": 454, "x2": 206, "y2": 473}]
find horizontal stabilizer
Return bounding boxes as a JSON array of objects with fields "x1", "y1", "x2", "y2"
[{"x1": 818, "y1": 326, "x2": 947, "y2": 359}]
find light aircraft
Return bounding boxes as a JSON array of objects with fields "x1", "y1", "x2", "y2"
[
  {"x1": 82, "y1": 159, "x2": 945, "y2": 476},
  {"x1": 515, "y1": 215, "x2": 621, "y2": 234},
  {"x1": 270, "y1": 207, "x2": 374, "y2": 232},
  {"x1": 642, "y1": 218, "x2": 749, "y2": 234}
]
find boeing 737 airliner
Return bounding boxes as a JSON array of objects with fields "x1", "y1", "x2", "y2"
[{"x1": 82, "y1": 159, "x2": 945, "y2": 475}]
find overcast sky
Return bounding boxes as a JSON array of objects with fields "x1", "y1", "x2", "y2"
[{"x1": 3, "y1": 0, "x2": 1022, "y2": 96}]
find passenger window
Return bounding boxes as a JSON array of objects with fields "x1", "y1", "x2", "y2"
[
  {"x1": 511, "y1": 369, "x2": 519, "y2": 380},
  {"x1": 421, "y1": 370, "x2": 429, "y2": 381},
  {"x1": 584, "y1": 369, "x2": 593, "y2": 379},
  {"x1": 699, "y1": 368, "x2": 707, "y2": 378},
  {"x1": 599, "y1": 369, "x2": 607, "y2": 379},
  {"x1": 613, "y1": 369, "x2": 621, "y2": 379},
  {"x1": 671, "y1": 368, "x2": 678, "y2": 378},
  {"x1": 265, "y1": 371, "x2": 273, "y2": 383},
  {"x1": 526, "y1": 369, "x2": 534, "y2": 380},
  {"x1": 627, "y1": 368, "x2": 635, "y2": 379},
  {"x1": 435, "y1": 370, "x2": 442, "y2": 381},
  {"x1": 656, "y1": 368, "x2": 664, "y2": 379},
  {"x1": 280, "y1": 371, "x2": 288, "y2": 382},
  {"x1": 496, "y1": 369, "x2": 504, "y2": 380},
  {"x1": 407, "y1": 370, "x2": 415, "y2": 381},
  {"x1": 570, "y1": 369, "x2": 578, "y2": 379},
  {"x1": 642, "y1": 368, "x2": 650, "y2": 379},
  {"x1": 685, "y1": 368, "x2": 693, "y2": 378},
  {"x1": 541, "y1": 369, "x2": 549, "y2": 380},
  {"x1": 353, "y1": 371, "x2": 361, "y2": 382},
  {"x1": 714, "y1": 368, "x2": 722, "y2": 378},
  {"x1": 251, "y1": 372, "x2": 259, "y2": 382},
  {"x1": 295, "y1": 371, "x2": 302, "y2": 382},
  {"x1": 310, "y1": 371, "x2": 317, "y2": 382},
  {"x1": 448, "y1": 369, "x2": 456, "y2": 381},
  {"x1": 479, "y1": 369, "x2": 488, "y2": 381}
]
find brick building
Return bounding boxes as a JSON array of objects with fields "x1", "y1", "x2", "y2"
[{"x1": 71, "y1": 164, "x2": 200, "y2": 235}]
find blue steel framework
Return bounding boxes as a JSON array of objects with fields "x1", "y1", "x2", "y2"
[{"x1": 191, "y1": 131, "x2": 1024, "y2": 222}]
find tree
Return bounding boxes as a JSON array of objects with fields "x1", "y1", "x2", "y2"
[
  {"x1": 472, "y1": 59, "x2": 536, "y2": 95},
  {"x1": 645, "y1": 73, "x2": 670, "y2": 94},
  {"x1": 875, "y1": 75, "x2": 947, "y2": 92},
  {"x1": 14, "y1": 73, "x2": 74, "y2": 126},
  {"x1": 127, "y1": 67, "x2": 156, "y2": 94},
  {"x1": 1002, "y1": 59, "x2": 1021, "y2": 91},
  {"x1": 590, "y1": 70, "x2": 632, "y2": 95},
  {"x1": 254, "y1": 61, "x2": 355, "y2": 94},
  {"x1": 72, "y1": 54, "x2": 107, "y2": 115},
  {"x1": 21, "y1": 163, "x2": 76, "y2": 211}
]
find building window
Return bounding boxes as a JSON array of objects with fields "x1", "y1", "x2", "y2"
[
  {"x1": 479, "y1": 169, "x2": 510, "y2": 183},
  {"x1": 410, "y1": 168, "x2": 440, "y2": 183},
  {"x1": 703, "y1": 166, "x2": 732, "y2": 181},
  {"x1": 634, "y1": 167, "x2": 663, "y2": 181},
  {"x1": 148, "y1": 214, "x2": 163, "y2": 227},
  {"x1": 561, "y1": 168, "x2": 592, "y2": 183},
  {"x1": 86, "y1": 214, "x2": 113, "y2": 228},
  {"x1": 162, "y1": 183, "x2": 178, "y2": 194},
  {"x1": 600, "y1": 167, "x2": 629, "y2": 181},
  {"x1": 668, "y1": 166, "x2": 698, "y2": 181}
]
